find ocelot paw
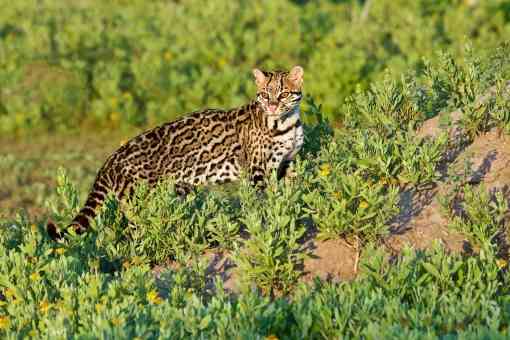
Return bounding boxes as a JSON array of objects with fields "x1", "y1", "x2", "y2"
[
  {"x1": 175, "y1": 182, "x2": 194, "y2": 198},
  {"x1": 285, "y1": 167, "x2": 298, "y2": 178},
  {"x1": 283, "y1": 168, "x2": 298, "y2": 185}
]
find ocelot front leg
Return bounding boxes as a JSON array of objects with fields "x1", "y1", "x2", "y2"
[
  {"x1": 248, "y1": 153, "x2": 294, "y2": 187},
  {"x1": 266, "y1": 145, "x2": 298, "y2": 181},
  {"x1": 243, "y1": 142, "x2": 266, "y2": 187},
  {"x1": 249, "y1": 163, "x2": 266, "y2": 187},
  {"x1": 175, "y1": 181, "x2": 195, "y2": 197},
  {"x1": 277, "y1": 159, "x2": 297, "y2": 180}
]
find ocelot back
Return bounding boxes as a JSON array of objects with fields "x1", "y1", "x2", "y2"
[{"x1": 47, "y1": 66, "x2": 304, "y2": 239}]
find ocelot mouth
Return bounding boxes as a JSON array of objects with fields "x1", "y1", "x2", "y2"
[{"x1": 266, "y1": 108, "x2": 294, "y2": 117}]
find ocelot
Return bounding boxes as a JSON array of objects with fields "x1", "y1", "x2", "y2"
[{"x1": 47, "y1": 66, "x2": 304, "y2": 239}]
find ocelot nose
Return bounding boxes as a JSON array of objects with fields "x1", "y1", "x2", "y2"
[{"x1": 268, "y1": 103, "x2": 278, "y2": 113}]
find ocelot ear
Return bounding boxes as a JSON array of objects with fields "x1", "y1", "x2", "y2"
[
  {"x1": 252, "y1": 68, "x2": 266, "y2": 88},
  {"x1": 288, "y1": 66, "x2": 304, "y2": 88}
]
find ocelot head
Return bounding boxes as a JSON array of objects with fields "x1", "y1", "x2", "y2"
[{"x1": 252, "y1": 66, "x2": 303, "y2": 117}]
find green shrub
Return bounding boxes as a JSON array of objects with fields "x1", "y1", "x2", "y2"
[
  {"x1": 448, "y1": 185, "x2": 508, "y2": 251},
  {"x1": 2, "y1": 219, "x2": 510, "y2": 338},
  {"x1": 345, "y1": 72, "x2": 425, "y2": 133},
  {"x1": 232, "y1": 174, "x2": 307, "y2": 296},
  {"x1": 120, "y1": 180, "x2": 239, "y2": 263},
  {"x1": 303, "y1": 161, "x2": 399, "y2": 241},
  {"x1": 490, "y1": 77, "x2": 510, "y2": 135}
]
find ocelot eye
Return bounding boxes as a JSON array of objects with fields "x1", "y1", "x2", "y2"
[
  {"x1": 258, "y1": 92, "x2": 269, "y2": 100},
  {"x1": 279, "y1": 91, "x2": 290, "y2": 99}
]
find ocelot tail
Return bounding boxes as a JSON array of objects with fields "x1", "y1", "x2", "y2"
[{"x1": 47, "y1": 66, "x2": 304, "y2": 240}]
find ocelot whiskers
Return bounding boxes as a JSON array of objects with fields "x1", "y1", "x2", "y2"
[{"x1": 47, "y1": 66, "x2": 304, "y2": 239}]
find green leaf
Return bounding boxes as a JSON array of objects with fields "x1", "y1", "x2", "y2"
[
  {"x1": 422, "y1": 262, "x2": 441, "y2": 280},
  {"x1": 199, "y1": 314, "x2": 212, "y2": 330}
]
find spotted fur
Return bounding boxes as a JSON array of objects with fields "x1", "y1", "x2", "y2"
[{"x1": 47, "y1": 66, "x2": 304, "y2": 239}]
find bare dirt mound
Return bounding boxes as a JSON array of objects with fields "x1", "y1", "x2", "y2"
[
  {"x1": 301, "y1": 238, "x2": 358, "y2": 282},
  {"x1": 386, "y1": 186, "x2": 468, "y2": 254},
  {"x1": 387, "y1": 111, "x2": 510, "y2": 254},
  {"x1": 456, "y1": 130, "x2": 510, "y2": 191}
]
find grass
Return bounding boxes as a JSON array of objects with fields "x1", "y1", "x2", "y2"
[{"x1": 0, "y1": 129, "x2": 135, "y2": 218}]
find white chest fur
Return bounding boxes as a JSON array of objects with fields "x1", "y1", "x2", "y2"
[{"x1": 270, "y1": 108, "x2": 304, "y2": 161}]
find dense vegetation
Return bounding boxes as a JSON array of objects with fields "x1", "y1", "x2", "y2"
[
  {"x1": 1, "y1": 0, "x2": 510, "y2": 134},
  {"x1": 2, "y1": 0, "x2": 510, "y2": 338}
]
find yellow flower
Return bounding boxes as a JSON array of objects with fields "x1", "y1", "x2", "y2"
[
  {"x1": 39, "y1": 300, "x2": 51, "y2": 314},
  {"x1": 95, "y1": 303, "x2": 105, "y2": 313},
  {"x1": 30, "y1": 224, "x2": 38, "y2": 233},
  {"x1": 146, "y1": 290, "x2": 163, "y2": 305},
  {"x1": 319, "y1": 164, "x2": 331, "y2": 177},
  {"x1": 359, "y1": 201, "x2": 369, "y2": 210},
  {"x1": 0, "y1": 315, "x2": 10, "y2": 330},
  {"x1": 30, "y1": 272, "x2": 41, "y2": 282},
  {"x1": 111, "y1": 317, "x2": 123, "y2": 326},
  {"x1": 122, "y1": 261, "x2": 131, "y2": 269},
  {"x1": 110, "y1": 111, "x2": 121, "y2": 122},
  {"x1": 119, "y1": 139, "x2": 128, "y2": 146},
  {"x1": 28, "y1": 329, "x2": 37, "y2": 337},
  {"x1": 4, "y1": 288, "x2": 15, "y2": 300},
  {"x1": 496, "y1": 259, "x2": 507, "y2": 269},
  {"x1": 15, "y1": 112, "x2": 24, "y2": 125},
  {"x1": 55, "y1": 248, "x2": 66, "y2": 255},
  {"x1": 217, "y1": 57, "x2": 227, "y2": 67},
  {"x1": 132, "y1": 256, "x2": 143, "y2": 265},
  {"x1": 332, "y1": 191, "x2": 341, "y2": 199},
  {"x1": 265, "y1": 335, "x2": 279, "y2": 340},
  {"x1": 163, "y1": 51, "x2": 172, "y2": 61}
]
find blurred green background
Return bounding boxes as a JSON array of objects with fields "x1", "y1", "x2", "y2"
[{"x1": 1, "y1": 0, "x2": 509, "y2": 135}]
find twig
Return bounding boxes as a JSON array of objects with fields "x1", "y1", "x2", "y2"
[
  {"x1": 353, "y1": 235, "x2": 360, "y2": 274},
  {"x1": 360, "y1": 0, "x2": 373, "y2": 22}
]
